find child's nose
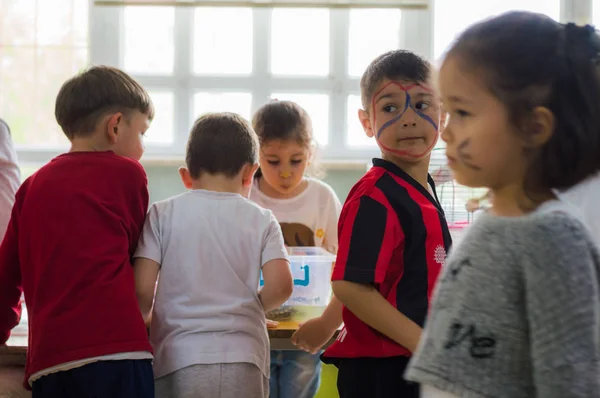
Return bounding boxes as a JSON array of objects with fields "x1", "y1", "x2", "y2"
[
  {"x1": 280, "y1": 170, "x2": 292, "y2": 179},
  {"x1": 400, "y1": 109, "x2": 418, "y2": 128}
]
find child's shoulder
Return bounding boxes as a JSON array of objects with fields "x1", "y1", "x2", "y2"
[
  {"x1": 241, "y1": 195, "x2": 278, "y2": 221},
  {"x1": 155, "y1": 191, "x2": 275, "y2": 223},
  {"x1": 305, "y1": 177, "x2": 338, "y2": 200},
  {"x1": 522, "y1": 201, "x2": 590, "y2": 242},
  {"x1": 103, "y1": 153, "x2": 146, "y2": 179},
  {"x1": 471, "y1": 201, "x2": 595, "y2": 262},
  {"x1": 51, "y1": 151, "x2": 147, "y2": 182},
  {"x1": 343, "y1": 166, "x2": 396, "y2": 206}
]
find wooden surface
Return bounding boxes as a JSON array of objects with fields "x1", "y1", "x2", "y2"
[
  {"x1": 0, "y1": 321, "x2": 338, "y2": 361},
  {"x1": 268, "y1": 321, "x2": 339, "y2": 350},
  {"x1": 0, "y1": 346, "x2": 27, "y2": 367}
]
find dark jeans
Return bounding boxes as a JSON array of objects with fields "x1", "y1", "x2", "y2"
[
  {"x1": 336, "y1": 356, "x2": 419, "y2": 398},
  {"x1": 32, "y1": 359, "x2": 154, "y2": 398}
]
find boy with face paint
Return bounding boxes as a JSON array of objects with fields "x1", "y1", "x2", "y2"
[{"x1": 321, "y1": 50, "x2": 451, "y2": 398}]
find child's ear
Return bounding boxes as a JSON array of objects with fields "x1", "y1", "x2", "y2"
[
  {"x1": 439, "y1": 111, "x2": 448, "y2": 133},
  {"x1": 242, "y1": 163, "x2": 260, "y2": 187},
  {"x1": 106, "y1": 113, "x2": 123, "y2": 144},
  {"x1": 178, "y1": 167, "x2": 194, "y2": 189},
  {"x1": 527, "y1": 106, "x2": 554, "y2": 148},
  {"x1": 358, "y1": 108, "x2": 374, "y2": 138}
]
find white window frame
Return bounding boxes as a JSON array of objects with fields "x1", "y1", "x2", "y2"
[
  {"x1": 15, "y1": 0, "x2": 594, "y2": 164},
  {"x1": 87, "y1": 4, "x2": 433, "y2": 162}
]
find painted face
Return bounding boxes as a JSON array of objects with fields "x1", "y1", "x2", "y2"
[
  {"x1": 259, "y1": 139, "x2": 310, "y2": 198},
  {"x1": 369, "y1": 79, "x2": 441, "y2": 162},
  {"x1": 439, "y1": 56, "x2": 527, "y2": 189},
  {"x1": 112, "y1": 111, "x2": 149, "y2": 161}
]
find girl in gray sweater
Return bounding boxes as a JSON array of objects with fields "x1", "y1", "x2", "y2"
[{"x1": 406, "y1": 12, "x2": 600, "y2": 398}]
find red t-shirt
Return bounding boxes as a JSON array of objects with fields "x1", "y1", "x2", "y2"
[
  {"x1": 0, "y1": 151, "x2": 152, "y2": 386},
  {"x1": 323, "y1": 158, "x2": 452, "y2": 361}
]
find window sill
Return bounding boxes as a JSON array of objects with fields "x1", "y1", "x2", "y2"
[{"x1": 140, "y1": 155, "x2": 370, "y2": 171}]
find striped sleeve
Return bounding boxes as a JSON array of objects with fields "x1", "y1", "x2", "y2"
[{"x1": 332, "y1": 195, "x2": 401, "y2": 285}]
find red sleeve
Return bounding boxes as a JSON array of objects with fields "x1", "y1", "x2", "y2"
[
  {"x1": 0, "y1": 190, "x2": 22, "y2": 344},
  {"x1": 127, "y1": 165, "x2": 149, "y2": 259},
  {"x1": 332, "y1": 195, "x2": 401, "y2": 285}
]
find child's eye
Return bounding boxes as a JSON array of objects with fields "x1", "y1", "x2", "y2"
[
  {"x1": 267, "y1": 160, "x2": 280, "y2": 166},
  {"x1": 454, "y1": 109, "x2": 470, "y2": 118},
  {"x1": 415, "y1": 102, "x2": 430, "y2": 111},
  {"x1": 383, "y1": 104, "x2": 398, "y2": 113},
  {"x1": 291, "y1": 159, "x2": 303, "y2": 165}
]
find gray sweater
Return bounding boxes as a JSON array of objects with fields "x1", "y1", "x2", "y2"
[{"x1": 406, "y1": 201, "x2": 600, "y2": 397}]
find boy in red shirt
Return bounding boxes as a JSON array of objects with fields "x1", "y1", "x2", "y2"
[
  {"x1": 0, "y1": 66, "x2": 155, "y2": 397},
  {"x1": 293, "y1": 50, "x2": 452, "y2": 397}
]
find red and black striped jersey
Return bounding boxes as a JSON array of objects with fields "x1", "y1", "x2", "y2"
[{"x1": 323, "y1": 158, "x2": 452, "y2": 360}]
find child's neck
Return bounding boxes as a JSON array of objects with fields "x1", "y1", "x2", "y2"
[
  {"x1": 382, "y1": 153, "x2": 430, "y2": 189},
  {"x1": 69, "y1": 132, "x2": 112, "y2": 153},
  {"x1": 490, "y1": 184, "x2": 555, "y2": 217},
  {"x1": 190, "y1": 174, "x2": 245, "y2": 196}
]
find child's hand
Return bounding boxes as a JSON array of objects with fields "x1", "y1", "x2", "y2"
[
  {"x1": 266, "y1": 319, "x2": 279, "y2": 329},
  {"x1": 291, "y1": 317, "x2": 335, "y2": 354}
]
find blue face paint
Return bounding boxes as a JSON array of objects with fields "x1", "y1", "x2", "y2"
[
  {"x1": 376, "y1": 92, "x2": 438, "y2": 139},
  {"x1": 376, "y1": 92, "x2": 410, "y2": 138}
]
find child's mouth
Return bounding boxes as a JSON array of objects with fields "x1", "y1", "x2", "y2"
[{"x1": 397, "y1": 136, "x2": 424, "y2": 143}]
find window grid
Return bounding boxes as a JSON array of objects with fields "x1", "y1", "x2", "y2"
[
  {"x1": 90, "y1": 6, "x2": 385, "y2": 160},
  {"x1": 13, "y1": 0, "x2": 593, "y2": 166}
]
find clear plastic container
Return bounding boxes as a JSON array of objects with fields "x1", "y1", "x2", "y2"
[{"x1": 260, "y1": 246, "x2": 335, "y2": 323}]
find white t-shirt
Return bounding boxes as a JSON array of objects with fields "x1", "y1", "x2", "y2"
[
  {"x1": 134, "y1": 190, "x2": 288, "y2": 379},
  {"x1": 0, "y1": 120, "x2": 20, "y2": 239},
  {"x1": 249, "y1": 177, "x2": 342, "y2": 254},
  {"x1": 557, "y1": 173, "x2": 600, "y2": 247}
]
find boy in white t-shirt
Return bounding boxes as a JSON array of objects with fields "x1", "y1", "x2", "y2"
[{"x1": 133, "y1": 112, "x2": 294, "y2": 398}]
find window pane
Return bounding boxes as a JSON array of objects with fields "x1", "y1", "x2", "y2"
[
  {"x1": 271, "y1": 93, "x2": 329, "y2": 145},
  {"x1": 73, "y1": 0, "x2": 89, "y2": 47},
  {"x1": 271, "y1": 9, "x2": 329, "y2": 76},
  {"x1": 194, "y1": 8, "x2": 252, "y2": 74},
  {"x1": 193, "y1": 92, "x2": 253, "y2": 123},
  {"x1": 595, "y1": 0, "x2": 600, "y2": 27},
  {"x1": 37, "y1": 0, "x2": 78, "y2": 46},
  {"x1": 348, "y1": 9, "x2": 401, "y2": 77},
  {"x1": 0, "y1": 0, "x2": 36, "y2": 46},
  {"x1": 145, "y1": 92, "x2": 174, "y2": 145},
  {"x1": 0, "y1": 48, "x2": 88, "y2": 148},
  {"x1": 124, "y1": 6, "x2": 174, "y2": 74},
  {"x1": 0, "y1": 0, "x2": 88, "y2": 149},
  {"x1": 434, "y1": 0, "x2": 560, "y2": 60},
  {"x1": 346, "y1": 95, "x2": 377, "y2": 147}
]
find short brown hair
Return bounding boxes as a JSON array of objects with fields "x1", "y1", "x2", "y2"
[
  {"x1": 360, "y1": 50, "x2": 432, "y2": 110},
  {"x1": 55, "y1": 65, "x2": 154, "y2": 139},
  {"x1": 252, "y1": 100, "x2": 312, "y2": 148},
  {"x1": 186, "y1": 112, "x2": 258, "y2": 179}
]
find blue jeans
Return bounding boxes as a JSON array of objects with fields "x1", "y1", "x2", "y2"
[{"x1": 269, "y1": 350, "x2": 322, "y2": 398}]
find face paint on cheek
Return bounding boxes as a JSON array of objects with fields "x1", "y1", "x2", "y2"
[
  {"x1": 376, "y1": 96, "x2": 409, "y2": 139},
  {"x1": 413, "y1": 105, "x2": 439, "y2": 132},
  {"x1": 457, "y1": 138, "x2": 482, "y2": 170},
  {"x1": 372, "y1": 81, "x2": 439, "y2": 158}
]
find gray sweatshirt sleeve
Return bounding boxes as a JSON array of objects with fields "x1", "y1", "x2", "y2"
[{"x1": 525, "y1": 212, "x2": 600, "y2": 397}]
